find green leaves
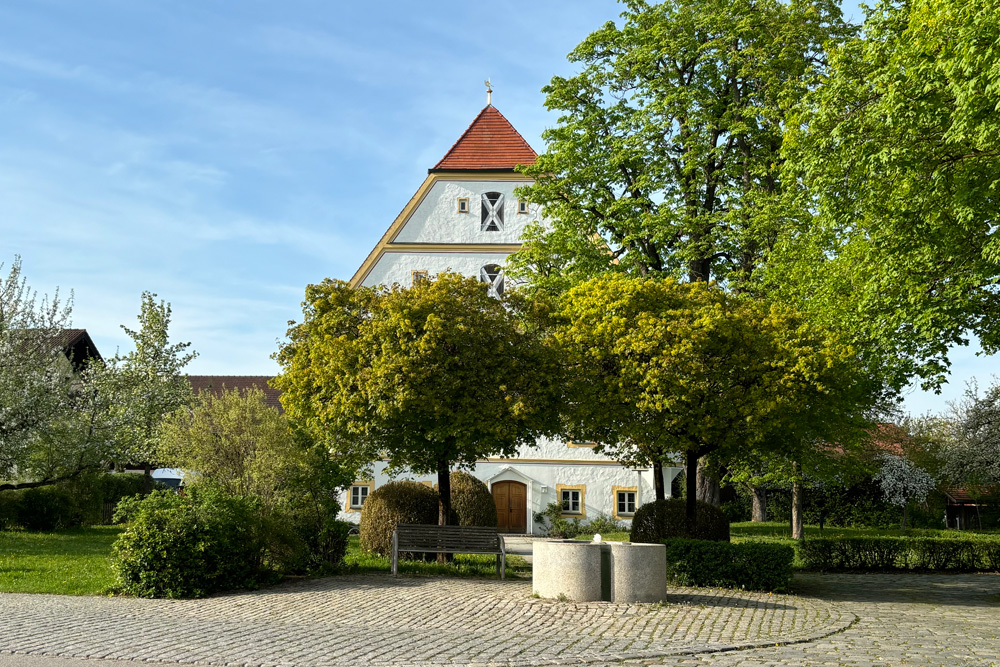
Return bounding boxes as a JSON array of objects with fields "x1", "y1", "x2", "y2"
[
  {"x1": 774, "y1": 0, "x2": 1000, "y2": 390},
  {"x1": 511, "y1": 0, "x2": 853, "y2": 293},
  {"x1": 273, "y1": 274, "x2": 559, "y2": 480},
  {"x1": 556, "y1": 275, "x2": 877, "y2": 466}
]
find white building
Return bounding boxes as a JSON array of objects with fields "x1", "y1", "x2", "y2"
[{"x1": 344, "y1": 103, "x2": 682, "y2": 534}]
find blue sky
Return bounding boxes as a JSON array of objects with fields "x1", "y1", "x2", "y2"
[{"x1": 0, "y1": 1, "x2": 988, "y2": 417}]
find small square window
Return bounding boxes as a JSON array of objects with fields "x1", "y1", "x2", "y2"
[
  {"x1": 616, "y1": 491, "x2": 636, "y2": 516},
  {"x1": 457, "y1": 198, "x2": 469, "y2": 213},
  {"x1": 412, "y1": 270, "x2": 428, "y2": 285},
  {"x1": 517, "y1": 199, "x2": 529, "y2": 214},
  {"x1": 556, "y1": 484, "x2": 586, "y2": 517},
  {"x1": 350, "y1": 485, "x2": 370, "y2": 509}
]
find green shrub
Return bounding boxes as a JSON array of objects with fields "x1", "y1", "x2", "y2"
[
  {"x1": 359, "y1": 481, "x2": 439, "y2": 556},
  {"x1": 909, "y1": 537, "x2": 978, "y2": 571},
  {"x1": 662, "y1": 539, "x2": 794, "y2": 591},
  {"x1": 17, "y1": 486, "x2": 80, "y2": 530},
  {"x1": 111, "y1": 488, "x2": 275, "y2": 598},
  {"x1": 450, "y1": 471, "x2": 497, "y2": 527},
  {"x1": 532, "y1": 501, "x2": 583, "y2": 538},
  {"x1": 799, "y1": 537, "x2": 909, "y2": 570},
  {"x1": 630, "y1": 498, "x2": 730, "y2": 543},
  {"x1": 584, "y1": 513, "x2": 625, "y2": 535},
  {"x1": 799, "y1": 535, "x2": 1000, "y2": 572},
  {"x1": 0, "y1": 490, "x2": 20, "y2": 529}
]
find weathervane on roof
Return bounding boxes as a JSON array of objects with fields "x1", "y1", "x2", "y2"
[{"x1": 485, "y1": 78, "x2": 493, "y2": 105}]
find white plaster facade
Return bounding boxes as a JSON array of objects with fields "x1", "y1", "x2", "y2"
[
  {"x1": 341, "y1": 439, "x2": 684, "y2": 534},
  {"x1": 392, "y1": 179, "x2": 538, "y2": 245},
  {"x1": 344, "y1": 106, "x2": 681, "y2": 534}
]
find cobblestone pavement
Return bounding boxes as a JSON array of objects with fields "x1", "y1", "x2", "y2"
[
  {"x1": 622, "y1": 573, "x2": 1000, "y2": 667},
  {"x1": 0, "y1": 573, "x2": 995, "y2": 667}
]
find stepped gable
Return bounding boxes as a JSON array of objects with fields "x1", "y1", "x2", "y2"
[{"x1": 430, "y1": 105, "x2": 537, "y2": 172}]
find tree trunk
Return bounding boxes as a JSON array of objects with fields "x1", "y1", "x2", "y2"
[
  {"x1": 143, "y1": 462, "x2": 153, "y2": 494},
  {"x1": 791, "y1": 462, "x2": 804, "y2": 541},
  {"x1": 751, "y1": 487, "x2": 767, "y2": 522},
  {"x1": 696, "y1": 461, "x2": 721, "y2": 507},
  {"x1": 901, "y1": 502, "x2": 908, "y2": 530},
  {"x1": 685, "y1": 451, "x2": 698, "y2": 535},
  {"x1": 653, "y1": 461, "x2": 665, "y2": 501},
  {"x1": 436, "y1": 460, "x2": 452, "y2": 564}
]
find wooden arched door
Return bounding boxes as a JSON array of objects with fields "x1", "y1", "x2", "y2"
[{"x1": 492, "y1": 480, "x2": 527, "y2": 533}]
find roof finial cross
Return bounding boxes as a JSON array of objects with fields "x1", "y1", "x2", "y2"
[{"x1": 484, "y1": 78, "x2": 493, "y2": 106}]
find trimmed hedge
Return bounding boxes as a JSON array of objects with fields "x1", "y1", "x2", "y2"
[
  {"x1": 662, "y1": 538, "x2": 794, "y2": 592},
  {"x1": 450, "y1": 471, "x2": 497, "y2": 528},
  {"x1": 0, "y1": 473, "x2": 162, "y2": 531},
  {"x1": 631, "y1": 498, "x2": 730, "y2": 543},
  {"x1": 800, "y1": 535, "x2": 1000, "y2": 572},
  {"x1": 359, "y1": 481, "x2": 439, "y2": 556}
]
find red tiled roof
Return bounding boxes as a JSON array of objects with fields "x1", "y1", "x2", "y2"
[
  {"x1": 188, "y1": 375, "x2": 282, "y2": 412},
  {"x1": 431, "y1": 105, "x2": 537, "y2": 172}
]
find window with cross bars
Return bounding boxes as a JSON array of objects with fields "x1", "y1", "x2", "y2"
[
  {"x1": 480, "y1": 264, "x2": 504, "y2": 297},
  {"x1": 481, "y1": 192, "x2": 504, "y2": 231}
]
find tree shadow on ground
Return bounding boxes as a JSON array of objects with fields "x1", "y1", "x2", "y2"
[{"x1": 790, "y1": 572, "x2": 1000, "y2": 607}]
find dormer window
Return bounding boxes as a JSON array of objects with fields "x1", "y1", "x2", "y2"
[
  {"x1": 481, "y1": 192, "x2": 504, "y2": 231},
  {"x1": 480, "y1": 264, "x2": 504, "y2": 297},
  {"x1": 517, "y1": 199, "x2": 529, "y2": 215}
]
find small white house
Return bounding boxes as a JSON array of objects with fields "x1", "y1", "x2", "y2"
[{"x1": 342, "y1": 102, "x2": 682, "y2": 534}]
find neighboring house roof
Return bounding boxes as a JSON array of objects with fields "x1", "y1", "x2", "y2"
[
  {"x1": 187, "y1": 375, "x2": 282, "y2": 411},
  {"x1": 868, "y1": 423, "x2": 907, "y2": 456},
  {"x1": 430, "y1": 105, "x2": 538, "y2": 172},
  {"x1": 53, "y1": 328, "x2": 103, "y2": 368}
]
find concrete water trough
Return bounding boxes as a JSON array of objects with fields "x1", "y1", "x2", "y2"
[{"x1": 532, "y1": 539, "x2": 667, "y2": 603}]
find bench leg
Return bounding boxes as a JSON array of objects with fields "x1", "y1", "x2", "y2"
[
  {"x1": 500, "y1": 551, "x2": 506, "y2": 580},
  {"x1": 392, "y1": 530, "x2": 398, "y2": 577}
]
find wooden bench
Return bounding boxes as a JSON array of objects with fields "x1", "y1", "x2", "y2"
[{"x1": 392, "y1": 524, "x2": 506, "y2": 579}]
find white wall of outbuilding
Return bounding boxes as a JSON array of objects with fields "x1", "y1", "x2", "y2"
[{"x1": 340, "y1": 438, "x2": 684, "y2": 535}]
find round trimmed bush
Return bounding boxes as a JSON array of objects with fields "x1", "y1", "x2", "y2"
[
  {"x1": 450, "y1": 471, "x2": 497, "y2": 527},
  {"x1": 630, "y1": 498, "x2": 730, "y2": 543},
  {"x1": 359, "y1": 481, "x2": 439, "y2": 556}
]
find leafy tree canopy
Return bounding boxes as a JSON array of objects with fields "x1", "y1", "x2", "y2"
[
  {"x1": 273, "y1": 273, "x2": 559, "y2": 524},
  {"x1": 509, "y1": 0, "x2": 854, "y2": 293},
  {"x1": 772, "y1": 0, "x2": 1000, "y2": 390},
  {"x1": 1, "y1": 280, "x2": 195, "y2": 491},
  {"x1": 555, "y1": 274, "x2": 881, "y2": 523}
]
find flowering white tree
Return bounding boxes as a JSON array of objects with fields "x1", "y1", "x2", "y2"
[
  {"x1": 0, "y1": 257, "x2": 74, "y2": 481},
  {"x1": 875, "y1": 453, "x2": 937, "y2": 529},
  {"x1": 0, "y1": 259, "x2": 195, "y2": 491}
]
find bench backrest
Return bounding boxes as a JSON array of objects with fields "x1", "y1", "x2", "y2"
[{"x1": 395, "y1": 524, "x2": 501, "y2": 552}]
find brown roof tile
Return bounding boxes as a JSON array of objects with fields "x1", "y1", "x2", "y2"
[
  {"x1": 431, "y1": 105, "x2": 537, "y2": 172},
  {"x1": 187, "y1": 375, "x2": 282, "y2": 412}
]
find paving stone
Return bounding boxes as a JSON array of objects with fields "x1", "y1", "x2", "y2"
[{"x1": 0, "y1": 573, "x2": 997, "y2": 666}]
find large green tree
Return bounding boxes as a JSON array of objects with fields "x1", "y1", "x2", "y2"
[
  {"x1": 509, "y1": 0, "x2": 853, "y2": 293},
  {"x1": 556, "y1": 275, "x2": 879, "y2": 526},
  {"x1": 273, "y1": 274, "x2": 558, "y2": 526},
  {"x1": 773, "y1": 0, "x2": 1000, "y2": 390},
  {"x1": 507, "y1": 0, "x2": 858, "y2": 502}
]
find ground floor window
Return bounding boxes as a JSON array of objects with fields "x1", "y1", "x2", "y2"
[
  {"x1": 614, "y1": 487, "x2": 637, "y2": 518},
  {"x1": 347, "y1": 482, "x2": 373, "y2": 512},
  {"x1": 556, "y1": 484, "x2": 586, "y2": 518}
]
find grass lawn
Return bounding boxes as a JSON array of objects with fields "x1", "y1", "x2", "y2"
[
  {"x1": 0, "y1": 526, "x2": 122, "y2": 595},
  {"x1": 342, "y1": 536, "x2": 531, "y2": 578},
  {"x1": 0, "y1": 530, "x2": 528, "y2": 596}
]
